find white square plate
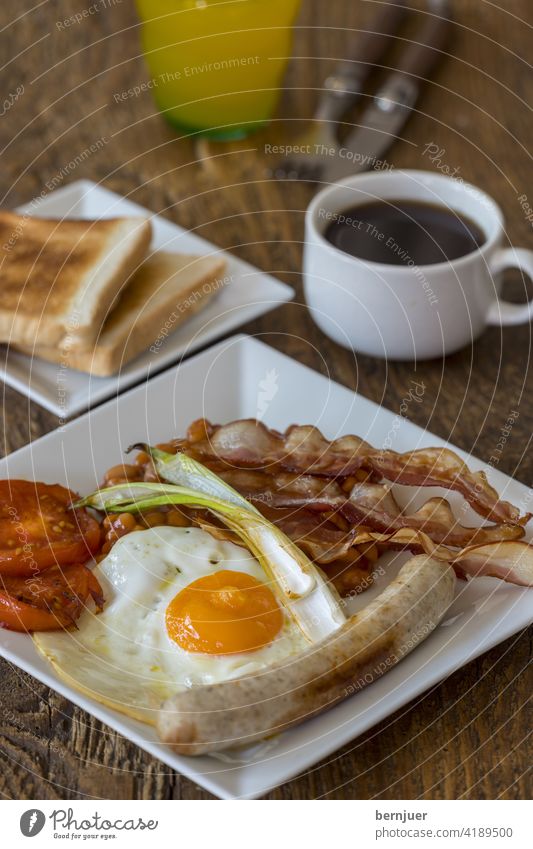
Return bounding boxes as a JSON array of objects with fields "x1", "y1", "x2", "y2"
[
  {"x1": 0, "y1": 335, "x2": 531, "y2": 800},
  {"x1": 0, "y1": 181, "x2": 293, "y2": 418}
]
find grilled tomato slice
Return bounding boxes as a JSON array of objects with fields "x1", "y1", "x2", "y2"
[
  {"x1": 0, "y1": 481, "x2": 101, "y2": 576},
  {"x1": 0, "y1": 563, "x2": 104, "y2": 632}
]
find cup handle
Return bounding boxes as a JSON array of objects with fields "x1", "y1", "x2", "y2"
[{"x1": 487, "y1": 248, "x2": 533, "y2": 326}]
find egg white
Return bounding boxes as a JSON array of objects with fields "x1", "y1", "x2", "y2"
[{"x1": 33, "y1": 526, "x2": 308, "y2": 724}]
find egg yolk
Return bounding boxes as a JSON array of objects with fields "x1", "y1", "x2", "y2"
[{"x1": 166, "y1": 569, "x2": 283, "y2": 655}]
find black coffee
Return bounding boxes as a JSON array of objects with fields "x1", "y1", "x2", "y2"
[{"x1": 323, "y1": 200, "x2": 485, "y2": 265}]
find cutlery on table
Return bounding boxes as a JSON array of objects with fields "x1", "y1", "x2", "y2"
[
  {"x1": 274, "y1": 0, "x2": 452, "y2": 183},
  {"x1": 269, "y1": 0, "x2": 407, "y2": 179}
]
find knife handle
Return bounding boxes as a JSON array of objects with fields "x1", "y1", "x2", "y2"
[
  {"x1": 315, "y1": 0, "x2": 407, "y2": 122},
  {"x1": 395, "y1": 0, "x2": 453, "y2": 82},
  {"x1": 333, "y1": 0, "x2": 408, "y2": 85}
]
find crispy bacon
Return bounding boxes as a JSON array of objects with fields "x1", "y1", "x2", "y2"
[
  {"x1": 342, "y1": 483, "x2": 524, "y2": 547},
  {"x1": 452, "y1": 541, "x2": 533, "y2": 586},
  {"x1": 363, "y1": 532, "x2": 533, "y2": 586},
  {"x1": 136, "y1": 418, "x2": 533, "y2": 593},
  {"x1": 178, "y1": 419, "x2": 527, "y2": 525},
  {"x1": 191, "y1": 507, "x2": 533, "y2": 588},
  {"x1": 207, "y1": 468, "x2": 525, "y2": 549},
  {"x1": 338, "y1": 530, "x2": 533, "y2": 586}
]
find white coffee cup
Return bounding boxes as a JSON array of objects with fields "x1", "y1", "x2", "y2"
[{"x1": 303, "y1": 169, "x2": 533, "y2": 359}]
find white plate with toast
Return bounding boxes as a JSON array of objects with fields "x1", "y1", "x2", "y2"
[
  {"x1": 0, "y1": 334, "x2": 531, "y2": 800},
  {"x1": 0, "y1": 180, "x2": 293, "y2": 418}
]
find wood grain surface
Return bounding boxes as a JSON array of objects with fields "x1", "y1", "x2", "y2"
[{"x1": 0, "y1": 0, "x2": 532, "y2": 800}]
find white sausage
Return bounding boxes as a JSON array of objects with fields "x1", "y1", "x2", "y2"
[{"x1": 157, "y1": 555, "x2": 455, "y2": 755}]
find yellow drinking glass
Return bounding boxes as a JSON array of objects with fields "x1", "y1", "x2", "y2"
[{"x1": 135, "y1": 0, "x2": 302, "y2": 139}]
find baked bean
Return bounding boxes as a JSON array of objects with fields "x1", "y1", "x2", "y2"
[
  {"x1": 187, "y1": 418, "x2": 210, "y2": 443},
  {"x1": 134, "y1": 451, "x2": 150, "y2": 466},
  {"x1": 326, "y1": 511, "x2": 350, "y2": 532},
  {"x1": 141, "y1": 511, "x2": 167, "y2": 528},
  {"x1": 102, "y1": 514, "x2": 116, "y2": 529},
  {"x1": 112, "y1": 513, "x2": 137, "y2": 535},
  {"x1": 362, "y1": 543, "x2": 379, "y2": 563},
  {"x1": 341, "y1": 476, "x2": 358, "y2": 493},
  {"x1": 103, "y1": 464, "x2": 143, "y2": 485},
  {"x1": 167, "y1": 508, "x2": 189, "y2": 527},
  {"x1": 156, "y1": 442, "x2": 178, "y2": 454}
]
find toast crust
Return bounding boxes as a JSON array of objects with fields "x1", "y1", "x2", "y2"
[
  {"x1": 17, "y1": 251, "x2": 227, "y2": 376},
  {"x1": 0, "y1": 212, "x2": 151, "y2": 345}
]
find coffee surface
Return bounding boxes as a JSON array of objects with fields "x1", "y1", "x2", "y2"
[{"x1": 323, "y1": 200, "x2": 485, "y2": 265}]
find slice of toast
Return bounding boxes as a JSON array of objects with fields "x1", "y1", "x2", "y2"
[
  {"x1": 18, "y1": 251, "x2": 227, "y2": 376},
  {"x1": 0, "y1": 211, "x2": 152, "y2": 346}
]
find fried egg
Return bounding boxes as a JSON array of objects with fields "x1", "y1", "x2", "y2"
[{"x1": 33, "y1": 526, "x2": 308, "y2": 724}]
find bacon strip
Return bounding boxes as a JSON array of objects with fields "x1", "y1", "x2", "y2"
[
  {"x1": 180, "y1": 419, "x2": 527, "y2": 525},
  {"x1": 452, "y1": 541, "x2": 533, "y2": 586},
  {"x1": 309, "y1": 528, "x2": 533, "y2": 587},
  {"x1": 212, "y1": 468, "x2": 525, "y2": 549},
  {"x1": 144, "y1": 418, "x2": 533, "y2": 593},
  {"x1": 296, "y1": 524, "x2": 533, "y2": 586},
  {"x1": 342, "y1": 483, "x2": 524, "y2": 547},
  {"x1": 273, "y1": 511, "x2": 533, "y2": 586},
  {"x1": 192, "y1": 507, "x2": 533, "y2": 588}
]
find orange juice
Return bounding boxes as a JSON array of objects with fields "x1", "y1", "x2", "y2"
[{"x1": 135, "y1": 0, "x2": 301, "y2": 138}]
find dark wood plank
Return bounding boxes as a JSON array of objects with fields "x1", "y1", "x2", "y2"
[{"x1": 0, "y1": 0, "x2": 531, "y2": 801}]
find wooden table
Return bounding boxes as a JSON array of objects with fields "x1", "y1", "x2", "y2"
[{"x1": 1, "y1": 0, "x2": 531, "y2": 800}]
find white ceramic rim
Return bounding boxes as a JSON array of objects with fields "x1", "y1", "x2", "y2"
[{"x1": 306, "y1": 169, "x2": 505, "y2": 274}]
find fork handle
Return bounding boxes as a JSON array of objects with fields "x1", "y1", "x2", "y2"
[
  {"x1": 315, "y1": 0, "x2": 407, "y2": 122},
  {"x1": 393, "y1": 0, "x2": 452, "y2": 81},
  {"x1": 332, "y1": 0, "x2": 408, "y2": 86}
]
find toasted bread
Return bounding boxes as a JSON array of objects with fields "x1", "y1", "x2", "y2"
[
  {"x1": 19, "y1": 251, "x2": 227, "y2": 376},
  {"x1": 0, "y1": 211, "x2": 151, "y2": 346}
]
